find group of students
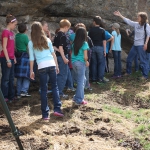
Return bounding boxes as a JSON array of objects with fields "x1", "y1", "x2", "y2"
[{"x1": 1, "y1": 11, "x2": 150, "y2": 120}]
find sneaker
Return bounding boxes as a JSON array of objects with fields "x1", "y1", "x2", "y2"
[
  {"x1": 17, "y1": 95, "x2": 21, "y2": 99},
  {"x1": 39, "y1": 89, "x2": 52, "y2": 94},
  {"x1": 67, "y1": 88, "x2": 76, "y2": 92},
  {"x1": 117, "y1": 75, "x2": 122, "y2": 78},
  {"x1": 85, "y1": 87, "x2": 92, "y2": 91},
  {"x1": 20, "y1": 92, "x2": 31, "y2": 97},
  {"x1": 103, "y1": 77, "x2": 109, "y2": 82},
  {"x1": 42, "y1": 117, "x2": 50, "y2": 120},
  {"x1": 97, "y1": 79, "x2": 106, "y2": 84},
  {"x1": 47, "y1": 90, "x2": 52, "y2": 94},
  {"x1": 54, "y1": 112, "x2": 64, "y2": 117},
  {"x1": 74, "y1": 100, "x2": 88, "y2": 105},
  {"x1": 60, "y1": 94, "x2": 69, "y2": 100}
]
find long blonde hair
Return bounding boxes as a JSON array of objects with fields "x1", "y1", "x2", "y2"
[{"x1": 31, "y1": 21, "x2": 49, "y2": 50}]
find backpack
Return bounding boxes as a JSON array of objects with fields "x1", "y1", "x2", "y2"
[{"x1": 144, "y1": 24, "x2": 150, "y2": 53}]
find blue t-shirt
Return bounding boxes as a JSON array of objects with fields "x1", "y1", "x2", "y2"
[
  {"x1": 69, "y1": 33, "x2": 75, "y2": 42},
  {"x1": 71, "y1": 42, "x2": 89, "y2": 63},
  {"x1": 105, "y1": 31, "x2": 112, "y2": 53},
  {"x1": 112, "y1": 31, "x2": 121, "y2": 51}
]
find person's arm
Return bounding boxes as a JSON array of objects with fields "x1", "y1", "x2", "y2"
[
  {"x1": 103, "y1": 40, "x2": 106, "y2": 57},
  {"x1": 53, "y1": 46, "x2": 59, "y2": 52},
  {"x1": 84, "y1": 50, "x2": 89, "y2": 67},
  {"x1": 144, "y1": 35, "x2": 149, "y2": 50},
  {"x1": 51, "y1": 52, "x2": 59, "y2": 74},
  {"x1": 114, "y1": 11, "x2": 136, "y2": 27},
  {"x1": 2, "y1": 37, "x2": 12, "y2": 68},
  {"x1": 59, "y1": 46, "x2": 69, "y2": 64},
  {"x1": 108, "y1": 36, "x2": 114, "y2": 52},
  {"x1": 28, "y1": 42, "x2": 35, "y2": 80}
]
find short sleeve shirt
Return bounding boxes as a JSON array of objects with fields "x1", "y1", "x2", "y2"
[
  {"x1": 15, "y1": 33, "x2": 29, "y2": 52},
  {"x1": 105, "y1": 31, "x2": 112, "y2": 53},
  {"x1": 112, "y1": 31, "x2": 121, "y2": 51},
  {"x1": 53, "y1": 31, "x2": 68, "y2": 56},
  {"x1": 71, "y1": 41, "x2": 89, "y2": 63},
  {"x1": 0, "y1": 29, "x2": 15, "y2": 59}
]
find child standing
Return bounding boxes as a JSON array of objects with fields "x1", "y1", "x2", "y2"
[
  {"x1": 70, "y1": 23, "x2": 93, "y2": 91},
  {"x1": 15, "y1": 23, "x2": 31, "y2": 98},
  {"x1": 29, "y1": 22, "x2": 63, "y2": 119},
  {"x1": 0, "y1": 15, "x2": 17, "y2": 102},
  {"x1": 53, "y1": 19, "x2": 71, "y2": 100},
  {"x1": 72, "y1": 27, "x2": 89, "y2": 105},
  {"x1": 111, "y1": 23, "x2": 122, "y2": 78}
]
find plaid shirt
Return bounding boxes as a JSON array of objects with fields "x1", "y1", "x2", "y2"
[{"x1": 15, "y1": 52, "x2": 30, "y2": 78}]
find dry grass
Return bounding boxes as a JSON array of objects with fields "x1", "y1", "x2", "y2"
[{"x1": 0, "y1": 72, "x2": 150, "y2": 150}]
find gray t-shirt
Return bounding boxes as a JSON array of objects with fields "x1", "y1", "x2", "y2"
[{"x1": 123, "y1": 18, "x2": 150, "y2": 46}]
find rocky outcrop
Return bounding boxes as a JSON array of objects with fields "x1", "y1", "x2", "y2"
[{"x1": 0, "y1": 0, "x2": 148, "y2": 71}]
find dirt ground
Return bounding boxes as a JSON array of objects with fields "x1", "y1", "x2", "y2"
[{"x1": 0, "y1": 72, "x2": 150, "y2": 150}]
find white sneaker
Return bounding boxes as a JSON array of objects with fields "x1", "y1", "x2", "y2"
[{"x1": 103, "y1": 77, "x2": 109, "y2": 82}]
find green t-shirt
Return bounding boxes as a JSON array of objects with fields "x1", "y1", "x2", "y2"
[
  {"x1": 15, "y1": 33, "x2": 29, "y2": 52},
  {"x1": 71, "y1": 41, "x2": 89, "y2": 63}
]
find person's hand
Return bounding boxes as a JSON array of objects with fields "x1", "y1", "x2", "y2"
[
  {"x1": 56, "y1": 66, "x2": 59, "y2": 74},
  {"x1": 144, "y1": 44, "x2": 147, "y2": 51},
  {"x1": 7, "y1": 62, "x2": 12, "y2": 68},
  {"x1": 114, "y1": 11, "x2": 122, "y2": 17},
  {"x1": 63, "y1": 58, "x2": 69, "y2": 64},
  {"x1": 104, "y1": 52, "x2": 106, "y2": 57},
  {"x1": 14, "y1": 58, "x2": 17, "y2": 64},
  {"x1": 86, "y1": 61, "x2": 89, "y2": 67},
  {"x1": 109, "y1": 49, "x2": 112, "y2": 53},
  {"x1": 30, "y1": 71, "x2": 35, "y2": 80}
]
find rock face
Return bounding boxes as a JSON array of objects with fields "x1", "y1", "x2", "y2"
[{"x1": 0, "y1": 0, "x2": 148, "y2": 71}]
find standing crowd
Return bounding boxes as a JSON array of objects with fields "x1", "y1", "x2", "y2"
[{"x1": 1, "y1": 11, "x2": 150, "y2": 120}]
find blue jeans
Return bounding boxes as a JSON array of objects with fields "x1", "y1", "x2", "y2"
[
  {"x1": 17, "y1": 77, "x2": 30, "y2": 95},
  {"x1": 57, "y1": 56, "x2": 69, "y2": 95},
  {"x1": 126, "y1": 45, "x2": 149, "y2": 78},
  {"x1": 85, "y1": 67, "x2": 90, "y2": 88},
  {"x1": 91, "y1": 46, "x2": 105, "y2": 81},
  {"x1": 112, "y1": 51, "x2": 122, "y2": 76},
  {"x1": 73, "y1": 61, "x2": 86, "y2": 104},
  {"x1": 134, "y1": 54, "x2": 139, "y2": 71},
  {"x1": 65, "y1": 67, "x2": 74, "y2": 89},
  {"x1": 38, "y1": 66, "x2": 62, "y2": 118},
  {"x1": 0, "y1": 57, "x2": 14, "y2": 100}
]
